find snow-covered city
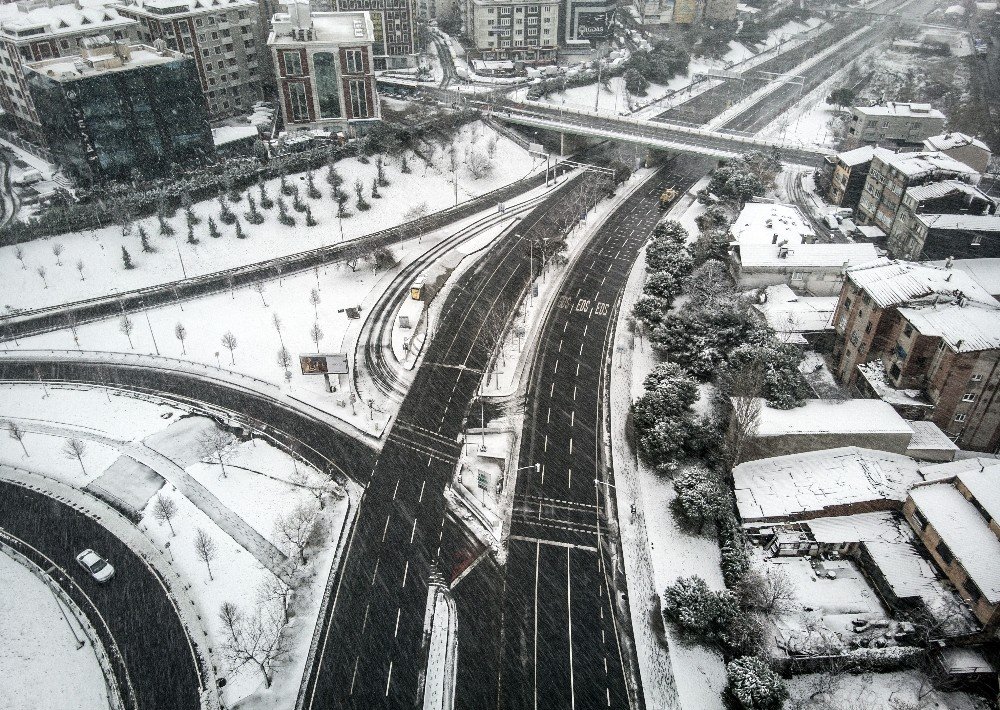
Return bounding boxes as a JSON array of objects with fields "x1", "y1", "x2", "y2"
[{"x1": 1, "y1": 0, "x2": 999, "y2": 708}]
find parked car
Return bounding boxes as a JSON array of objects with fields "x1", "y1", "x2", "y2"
[{"x1": 76, "y1": 549, "x2": 115, "y2": 582}]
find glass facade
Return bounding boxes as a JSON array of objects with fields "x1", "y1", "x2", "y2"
[
  {"x1": 312, "y1": 52, "x2": 341, "y2": 119},
  {"x1": 27, "y1": 55, "x2": 213, "y2": 185}
]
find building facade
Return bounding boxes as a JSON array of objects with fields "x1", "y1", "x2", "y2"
[
  {"x1": 0, "y1": 0, "x2": 139, "y2": 143},
  {"x1": 115, "y1": 0, "x2": 266, "y2": 119},
  {"x1": 466, "y1": 0, "x2": 558, "y2": 64},
  {"x1": 826, "y1": 146, "x2": 892, "y2": 209},
  {"x1": 887, "y1": 181, "x2": 996, "y2": 260},
  {"x1": 856, "y1": 150, "x2": 979, "y2": 236},
  {"x1": 923, "y1": 132, "x2": 993, "y2": 174},
  {"x1": 847, "y1": 102, "x2": 946, "y2": 147},
  {"x1": 334, "y1": 0, "x2": 416, "y2": 69},
  {"x1": 268, "y1": 1, "x2": 379, "y2": 131},
  {"x1": 24, "y1": 38, "x2": 213, "y2": 183}
]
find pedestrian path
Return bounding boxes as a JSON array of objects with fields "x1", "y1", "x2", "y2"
[{"x1": 3, "y1": 417, "x2": 286, "y2": 574}]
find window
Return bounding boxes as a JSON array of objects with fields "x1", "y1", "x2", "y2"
[
  {"x1": 903, "y1": 323, "x2": 913, "y2": 337},
  {"x1": 196, "y1": 17, "x2": 204, "y2": 26},
  {"x1": 911, "y1": 507, "x2": 928, "y2": 531},
  {"x1": 962, "y1": 393, "x2": 976, "y2": 403},
  {"x1": 283, "y1": 49, "x2": 303, "y2": 75},
  {"x1": 348, "y1": 79, "x2": 370, "y2": 118},
  {"x1": 211, "y1": 31, "x2": 219, "y2": 40},
  {"x1": 864, "y1": 322, "x2": 872, "y2": 334},
  {"x1": 971, "y1": 374, "x2": 983, "y2": 382},
  {"x1": 345, "y1": 48, "x2": 364, "y2": 74},
  {"x1": 965, "y1": 579, "x2": 983, "y2": 603},
  {"x1": 313, "y1": 51, "x2": 341, "y2": 118},
  {"x1": 955, "y1": 413, "x2": 967, "y2": 423},
  {"x1": 936, "y1": 540, "x2": 954, "y2": 564},
  {"x1": 288, "y1": 82, "x2": 310, "y2": 121}
]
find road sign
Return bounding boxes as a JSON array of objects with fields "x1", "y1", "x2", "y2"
[
  {"x1": 477, "y1": 470, "x2": 488, "y2": 491},
  {"x1": 299, "y1": 353, "x2": 348, "y2": 375}
]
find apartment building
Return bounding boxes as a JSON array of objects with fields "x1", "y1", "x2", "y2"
[
  {"x1": 268, "y1": 0, "x2": 378, "y2": 131},
  {"x1": 333, "y1": 0, "x2": 416, "y2": 69},
  {"x1": 847, "y1": 102, "x2": 946, "y2": 147},
  {"x1": 24, "y1": 38, "x2": 212, "y2": 183},
  {"x1": 923, "y1": 132, "x2": 992, "y2": 174},
  {"x1": 826, "y1": 145, "x2": 893, "y2": 209},
  {"x1": 832, "y1": 259, "x2": 1000, "y2": 452},
  {"x1": 904, "y1": 466, "x2": 1000, "y2": 629},
  {"x1": 115, "y1": 0, "x2": 266, "y2": 119},
  {"x1": 0, "y1": 0, "x2": 139, "y2": 143},
  {"x1": 857, "y1": 150, "x2": 979, "y2": 235},
  {"x1": 888, "y1": 182, "x2": 998, "y2": 260},
  {"x1": 466, "y1": 0, "x2": 558, "y2": 64}
]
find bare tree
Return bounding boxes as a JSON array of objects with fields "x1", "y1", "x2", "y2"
[
  {"x1": 277, "y1": 346, "x2": 292, "y2": 377},
  {"x1": 291, "y1": 467, "x2": 343, "y2": 510},
  {"x1": 466, "y1": 148, "x2": 494, "y2": 180},
  {"x1": 76, "y1": 259, "x2": 85, "y2": 281},
  {"x1": 196, "y1": 428, "x2": 235, "y2": 478},
  {"x1": 194, "y1": 527, "x2": 217, "y2": 580},
  {"x1": 119, "y1": 314, "x2": 135, "y2": 349},
  {"x1": 309, "y1": 288, "x2": 321, "y2": 320},
  {"x1": 174, "y1": 322, "x2": 187, "y2": 354},
  {"x1": 15, "y1": 246, "x2": 26, "y2": 270},
  {"x1": 343, "y1": 242, "x2": 367, "y2": 272},
  {"x1": 36, "y1": 265, "x2": 48, "y2": 289},
  {"x1": 726, "y1": 393, "x2": 762, "y2": 470},
  {"x1": 271, "y1": 312, "x2": 285, "y2": 349},
  {"x1": 5, "y1": 420, "x2": 28, "y2": 456},
  {"x1": 309, "y1": 322, "x2": 323, "y2": 351},
  {"x1": 221, "y1": 331, "x2": 238, "y2": 364},
  {"x1": 740, "y1": 566, "x2": 796, "y2": 617},
  {"x1": 273, "y1": 501, "x2": 324, "y2": 564},
  {"x1": 151, "y1": 494, "x2": 179, "y2": 536},
  {"x1": 252, "y1": 281, "x2": 268, "y2": 307},
  {"x1": 52, "y1": 242, "x2": 64, "y2": 266},
  {"x1": 63, "y1": 438, "x2": 87, "y2": 475},
  {"x1": 218, "y1": 599, "x2": 290, "y2": 688},
  {"x1": 256, "y1": 560, "x2": 308, "y2": 624}
]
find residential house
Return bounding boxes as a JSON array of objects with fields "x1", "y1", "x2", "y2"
[
  {"x1": 923, "y1": 132, "x2": 993, "y2": 174},
  {"x1": 857, "y1": 150, "x2": 979, "y2": 236},
  {"x1": 832, "y1": 259, "x2": 1000, "y2": 452},
  {"x1": 23, "y1": 37, "x2": 212, "y2": 183},
  {"x1": 268, "y1": 1, "x2": 379, "y2": 131},
  {"x1": 115, "y1": 0, "x2": 266, "y2": 120},
  {"x1": 827, "y1": 145, "x2": 893, "y2": 209},
  {"x1": 847, "y1": 102, "x2": 946, "y2": 147},
  {"x1": 729, "y1": 202, "x2": 816, "y2": 246},
  {"x1": 904, "y1": 464, "x2": 1000, "y2": 629},
  {"x1": 0, "y1": 0, "x2": 139, "y2": 144},
  {"x1": 887, "y1": 180, "x2": 996, "y2": 260},
  {"x1": 731, "y1": 241, "x2": 878, "y2": 296}
]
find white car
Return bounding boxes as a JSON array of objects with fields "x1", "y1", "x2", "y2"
[{"x1": 76, "y1": 549, "x2": 115, "y2": 583}]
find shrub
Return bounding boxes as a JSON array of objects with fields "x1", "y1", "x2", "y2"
[{"x1": 726, "y1": 657, "x2": 788, "y2": 710}]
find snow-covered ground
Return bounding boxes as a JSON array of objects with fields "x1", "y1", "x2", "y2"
[
  {"x1": 786, "y1": 669, "x2": 990, "y2": 710},
  {"x1": 0, "y1": 551, "x2": 110, "y2": 710},
  {"x1": 0, "y1": 121, "x2": 541, "y2": 312}
]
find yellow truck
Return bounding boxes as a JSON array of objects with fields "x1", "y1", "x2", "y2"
[{"x1": 659, "y1": 186, "x2": 678, "y2": 209}]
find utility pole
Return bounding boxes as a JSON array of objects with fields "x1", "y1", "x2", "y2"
[{"x1": 140, "y1": 301, "x2": 159, "y2": 355}]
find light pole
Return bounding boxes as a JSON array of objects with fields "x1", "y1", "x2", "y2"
[
  {"x1": 45, "y1": 566, "x2": 85, "y2": 650},
  {"x1": 139, "y1": 300, "x2": 159, "y2": 356}
]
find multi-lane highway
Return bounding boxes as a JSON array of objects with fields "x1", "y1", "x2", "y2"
[
  {"x1": 299, "y1": 169, "x2": 611, "y2": 708},
  {"x1": 450, "y1": 155, "x2": 714, "y2": 710}
]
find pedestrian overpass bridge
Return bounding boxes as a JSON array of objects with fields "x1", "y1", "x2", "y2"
[{"x1": 486, "y1": 102, "x2": 828, "y2": 166}]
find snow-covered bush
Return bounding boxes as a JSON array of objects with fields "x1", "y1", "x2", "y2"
[
  {"x1": 662, "y1": 575, "x2": 741, "y2": 647},
  {"x1": 726, "y1": 656, "x2": 788, "y2": 710},
  {"x1": 671, "y1": 465, "x2": 728, "y2": 534}
]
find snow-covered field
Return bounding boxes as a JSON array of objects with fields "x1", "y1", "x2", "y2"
[
  {"x1": 786, "y1": 670, "x2": 990, "y2": 710},
  {"x1": 0, "y1": 551, "x2": 110, "y2": 710},
  {"x1": 0, "y1": 122, "x2": 541, "y2": 312}
]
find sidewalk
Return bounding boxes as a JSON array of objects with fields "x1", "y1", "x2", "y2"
[{"x1": 3, "y1": 417, "x2": 286, "y2": 574}]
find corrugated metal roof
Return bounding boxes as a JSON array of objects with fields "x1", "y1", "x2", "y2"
[
  {"x1": 878, "y1": 151, "x2": 977, "y2": 178},
  {"x1": 905, "y1": 179, "x2": 988, "y2": 203},
  {"x1": 846, "y1": 259, "x2": 997, "y2": 308},
  {"x1": 898, "y1": 302, "x2": 1000, "y2": 352},
  {"x1": 924, "y1": 132, "x2": 991, "y2": 152},
  {"x1": 917, "y1": 213, "x2": 1000, "y2": 231}
]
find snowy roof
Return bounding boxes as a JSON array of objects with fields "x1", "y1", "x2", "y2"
[
  {"x1": 845, "y1": 259, "x2": 998, "y2": 309},
  {"x1": 1, "y1": 0, "x2": 135, "y2": 38},
  {"x1": 25, "y1": 45, "x2": 184, "y2": 80},
  {"x1": 919, "y1": 457, "x2": 998, "y2": 481},
  {"x1": 734, "y1": 447, "x2": 924, "y2": 523},
  {"x1": 119, "y1": 0, "x2": 256, "y2": 16},
  {"x1": 752, "y1": 285, "x2": 836, "y2": 333},
  {"x1": 957, "y1": 465, "x2": 1000, "y2": 523},
  {"x1": 857, "y1": 362, "x2": 933, "y2": 409},
  {"x1": 211, "y1": 124, "x2": 257, "y2": 145},
  {"x1": 805, "y1": 511, "x2": 905, "y2": 544},
  {"x1": 863, "y1": 538, "x2": 945, "y2": 600},
  {"x1": 938, "y1": 647, "x2": 993, "y2": 674},
  {"x1": 855, "y1": 225, "x2": 886, "y2": 240},
  {"x1": 853, "y1": 102, "x2": 945, "y2": 119},
  {"x1": 905, "y1": 179, "x2": 992, "y2": 204},
  {"x1": 730, "y1": 202, "x2": 815, "y2": 246},
  {"x1": 270, "y1": 10, "x2": 374, "y2": 44},
  {"x1": 748, "y1": 398, "x2": 912, "y2": 438},
  {"x1": 836, "y1": 145, "x2": 880, "y2": 167},
  {"x1": 876, "y1": 151, "x2": 978, "y2": 179},
  {"x1": 906, "y1": 421, "x2": 959, "y2": 454},
  {"x1": 928, "y1": 258, "x2": 1000, "y2": 295},
  {"x1": 909, "y1": 480, "x2": 1000, "y2": 603},
  {"x1": 923, "y1": 132, "x2": 991, "y2": 153},
  {"x1": 897, "y1": 301, "x2": 1000, "y2": 352},
  {"x1": 737, "y1": 242, "x2": 877, "y2": 269},
  {"x1": 916, "y1": 213, "x2": 1000, "y2": 232}
]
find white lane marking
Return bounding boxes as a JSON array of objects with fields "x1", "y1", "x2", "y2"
[
  {"x1": 550, "y1": 382, "x2": 555, "y2": 398},
  {"x1": 419, "y1": 480, "x2": 426, "y2": 503},
  {"x1": 392, "y1": 479, "x2": 400, "y2": 500},
  {"x1": 570, "y1": 411, "x2": 575, "y2": 427},
  {"x1": 385, "y1": 660, "x2": 394, "y2": 697},
  {"x1": 402, "y1": 560, "x2": 409, "y2": 588},
  {"x1": 579, "y1": 342, "x2": 584, "y2": 356},
  {"x1": 534, "y1": 541, "x2": 540, "y2": 710},
  {"x1": 568, "y1": 549, "x2": 576, "y2": 710},
  {"x1": 349, "y1": 656, "x2": 360, "y2": 696},
  {"x1": 394, "y1": 607, "x2": 401, "y2": 638},
  {"x1": 382, "y1": 514, "x2": 391, "y2": 542},
  {"x1": 544, "y1": 434, "x2": 548, "y2": 452},
  {"x1": 361, "y1": 602, "x2": 370, "y2": 633},
  {"x1": 547, "y1": 407, "x2": 551, "y2": 424},
  {"x1": 573, "y1": 385, "x2": 577, "y2": 400},
  {"x1": 554, "y1": 359, "x2": 559, "y2": 374},
  {"x1": 568, "y1": 467, "x2": 572, "y2": 488},
  {"x1": 541, "y1": 463, "x2": 546, "y2": 484},
  {"x1": 569, "y1": 438, "x2": 573, "y2": 455},
  {"x1": 583, "y1": 325, "x2": 588, "y2": 337},
  {"x1": 558, "y1": 339, "x2": 563, "y2": 352},
  {"x1": 410, "y1": 518, "x2": 418, "y2": 543},
  {"x1": 576, "y1": 363, "x2": 580, "y2": 376},
  {"x1": 372, "y1": 558, "x2": 380, "y2": 585}
]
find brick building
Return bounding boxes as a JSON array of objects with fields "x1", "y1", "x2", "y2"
[
  {"x1": 904, "y1": 465, "x2": 1000, "y2": 629},
  {"x1": 832, "y1": 259, "x2": 1000, "y2": 453},
  {"x1": 0, "y1": 0, "x2": 139, "y2": 143},
  {"x1": 887, "y1": 180, "x2": 997, "y2": 260},
  {"x1": 115, "y1": 0, "x2": 266, "y2": 119},
  {"x1": 268, "y1": 0, "x2": 378, "y2": 131},
  {"x1": 857, "y1": 150, "x2": 979, "y2": 236},
  {"x1": 902, "y1": 214, "x2": 1000, "y2": 262},
  {"x1": 826, "y1": 145, "x2": 893, "y2": 209}
]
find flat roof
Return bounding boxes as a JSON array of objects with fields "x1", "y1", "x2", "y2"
[
  {"x1": 1, "y1": 0, "x2": 134, "y2": 38},
  {"x1": 905, "y1": 179, "x2": 992, "y2": 204},
  {"x1": 752, "y1": 284, "x2": 836, "y2": 333},
  {"x1": 746, "y1": 398, "x2": 913, "y2": 438},
  {"x1": 734, "y1": 446, "x2": 923, "y2": 523},
  {"x1": 906, "y1": 420, "x2": 959, "y2": 453},
  {"x1": 853, "y1": 102, "x2": 946, "y2": 119},
  {"x1": 269, "y1": 10, "x2": 374, "y2": 44},
  {"x1": 929, "y1": 258, "x2": 1000, "y2": 295},
  {"x1": 25, "y1": 45, "x2": 185, "y2": 80},
  {"x1": 730, "y1": 202, "x2": 815, "y2": 246},
  {"x1": 877, "y1": 150, "x2": 978, "y2": 178},
  {"x1": 916, "y1": 213, "x2": 1000, "y2": 232},
  {"x1": 737, "y1": 242, "x2": 877, "y2": 269},
  {"x1": 924, "y1": 132, "x2": 991, "y2": 153}
]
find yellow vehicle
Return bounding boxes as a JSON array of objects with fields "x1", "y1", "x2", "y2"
[{"x1": 659, "y1": 186, "x2": 678, "y2": 209}]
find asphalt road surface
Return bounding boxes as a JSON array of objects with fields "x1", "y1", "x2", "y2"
[
  {"x1": 300, "y1": 170, "x2": 610, "y2": 709},
  {"x1": 0, "y1": 482, "x2": 202, "y2": 710},
  {"x1": 452, "y1": 154, "x2": 714, "y2": 710}
]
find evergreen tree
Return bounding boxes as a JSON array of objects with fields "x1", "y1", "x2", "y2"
[
  {"x1": 325, "y1": 163, "x2": 343, "y2": 189},
  {"x1": 234, "y1": 217, "x2": 247, "y2": 239},
  {"x1": 277, "y1": 198, "x2": 295, "y2": 226},
  {"x1": 306, "y1": 170, "x2": 321, "y2": 199},
  {"x1": 305, "y1": 205, "x2": 317, "y2": 227},
  {"x1": 726, "y1": 657, "x2": 788, "y2": 710},
  {"x1": 259, "y1": 178, "x2": 274, "y2": 209},
  {"x1": 185, "y1": 204, "x2": 201, "y2": 227},
  {"x1": 371, "y1": 178, "x2": 381, "y2": 199},
  {"x1": 375, "y1": 155, "x2": 389, "y2": 187},
  {"x1": 139, "y1": 225, "x2": 156, "y2": 253},
  {"x1": 187, "y1": 221, "x2": 199, "y2": 244},
  {"x1": 158, "y1": 213, "x2": 175, "y2": 236},
  {"x1": 280, "y1": 172, "x2": 294, "y2": 196},
  {"x1": 293, "y1": 192, "x2": 307, "y2": 212},
  {"x1": 121, "y1": 245, "x2": 135, "y2": 269},
  {"x1": 208, "y1": 216, "x2": 222, "y2": 238},
  {"x1": 400, "y1": 153, "x2": 411, "y2": 174},
  {"x1": 245, "y1": 194, "x2": 265, "y2": 224},
  {"x1": 219, "y1": 196, "x2": 237, "y2": 225}
]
